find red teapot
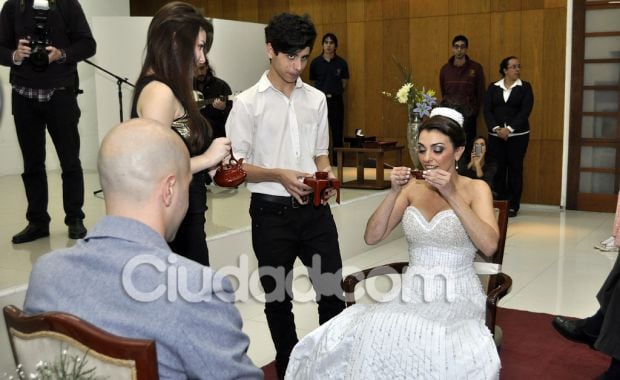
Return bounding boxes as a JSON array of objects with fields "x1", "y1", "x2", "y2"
[
  {"x1": 213, "y1": 152, "x2": 246, "y2": 188},
  {"x1": 303, "y1": 171, "x2": 341, "y2": 207}
]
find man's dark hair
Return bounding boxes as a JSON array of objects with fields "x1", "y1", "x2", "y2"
[
  {"x1": 322, "y1": 33, "x2": 338, "y2": 47},
  {"x1": 265, "y1": 13, "x2": 317, "y2": 55},
  {"x1": 452, "y1": 35, "x2": 468, "y2": 47}
]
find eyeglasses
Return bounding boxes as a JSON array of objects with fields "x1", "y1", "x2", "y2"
[
  {"x1": 507, "y1": 64, "x2": 521, "y2": 69},
  {"x1": 453, "y1": 43, "x2": 467, "y2": 49}
]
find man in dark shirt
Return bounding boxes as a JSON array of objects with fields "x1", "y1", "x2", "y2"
[
  {"x1": 310, "y1": 33, "x2": 349, "y2": 164},
  {"x1": 194, "y1": 59, "x2": 232, "y2": 139},
  {"x1": 0, "y1": 0, "x2": 96, "y2": 243},
  {"x1": 439, "y1": 35, "x2": 485, "y2": 164}
]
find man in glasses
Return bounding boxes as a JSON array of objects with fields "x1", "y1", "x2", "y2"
[{"x1": 439, "y1": 35, "x2": 485, "y2": 165}]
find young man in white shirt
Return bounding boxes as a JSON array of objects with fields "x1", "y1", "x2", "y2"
[{"x1": 226, "y1": 13, "x2": 345, "y2": 379}]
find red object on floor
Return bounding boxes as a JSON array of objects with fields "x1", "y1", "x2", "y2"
[{"x1": 260, "y1": 308, "x2": 610, "y2": 379}]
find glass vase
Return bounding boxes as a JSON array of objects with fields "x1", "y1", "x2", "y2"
[{"x1": 406, "y1": 108, "x2": 421, "y2": 169}]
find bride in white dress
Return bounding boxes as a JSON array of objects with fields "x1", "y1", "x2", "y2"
[{"x1": 285, "y1": 107, "x2": 501, "y2": 379}]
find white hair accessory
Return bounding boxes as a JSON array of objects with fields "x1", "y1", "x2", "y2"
[{"x1": 429, "y1": 107, "x2": 464, "y2": 128}]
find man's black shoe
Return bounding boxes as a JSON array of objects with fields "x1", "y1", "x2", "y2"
[
  {"x1": 68, "y1": 220, "x2": 87, "y2": 239},
  {"x1": 11, "y1": 223, "x2": 50, "y2": 244},
  {"x1": 508, "y1": 208, "x2": 518, "y2": 217},
  {"x1": 552, "y1": 316, "x2": 598, "y2": 348}
]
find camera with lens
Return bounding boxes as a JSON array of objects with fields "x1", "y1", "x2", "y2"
[{"x1": 29, "y1": 6, "x2": 51, "y2": 71}]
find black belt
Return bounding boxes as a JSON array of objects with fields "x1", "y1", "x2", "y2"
[{"x1": 251, "y1": 193, "x2": 306, "y2": 208}]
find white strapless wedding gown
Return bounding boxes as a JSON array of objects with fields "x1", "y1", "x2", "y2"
[{"x1": 285, "y1": 206, "x2": 500, "y2": 379}]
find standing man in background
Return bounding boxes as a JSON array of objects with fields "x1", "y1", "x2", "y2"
[
  {"x1": 439, "y1": 35, "x2": 485, "y2": 163},
  {"x1": 0, "y1": 0, "x2": 96, "y2": 243},
  {"x1": 310, "y1": 32, "x2": 349, "y2": 165}
]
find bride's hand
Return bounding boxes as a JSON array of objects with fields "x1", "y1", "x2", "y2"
[
  {"x1": 423, "y1": 168, "x2": 456, "y2": 196},
  {"x1": 390, "y1": 166, "x2": 411, "y2": 192}
]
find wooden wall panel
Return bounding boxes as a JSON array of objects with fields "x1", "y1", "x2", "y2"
[
  {"x1": 128, "y1": 0, "x2": 568, "y2": 206},
  {"x1": 364, "y1": 21, "x2": 384, "y2": 136},
  {"x1": 491, "y1": 0, "x2": 521, "y2": 12},
  {"x1": 347, "y1": 0, "x2": 365, "y2": 22},
  {"x1": 381, "y1": 19, "x2": 410, "y2": 141},
  {"x1": 456, "y1": 0, "x2": 491, "y2": 14},
  {"x1": 544, "y1": 0, "x2": 566, "y2": 8},
  {"x1": 522, "y1": 140, "x2": 541, "y2": 203},
  {"x1": 538, "y1": 141, "x2": 563, "y2": 204},
  {"x1": 382, "y1": 0, "x2": 409, "y2": 20},
  {"x1": 346, "y1": 22, "x2": 366, "y2": 138},
  {"x1": 489, "y1": 11, "x2": 522, "y2": 82},
  {"x1": 289, "y1": 1, "x2": 315, "y2": 21},
  {"x1": 522, "y1": 0, "x2": 545, "y2": 10},
  {"x1": 410, "y1": 16, "x2": 450, "y2": 97},
  {"x1": 541, "y1": 7, "x2": 566, "y2": 141},
  {"x1": 364, "y1": 0, "x2": 383, "y2": 21},
  {"x1": 409, "y1": 0, "x2": 450, "y2": 17},
  {"x1": 521, "y1": 10, "x2": 544, "y2": 141}
]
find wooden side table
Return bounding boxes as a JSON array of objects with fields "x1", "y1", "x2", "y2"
[{"x1": 335, "y1": 145, "x2": 404, "y2": 189}]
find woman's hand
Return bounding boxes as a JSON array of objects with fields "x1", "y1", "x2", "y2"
[
  {"x1": 204, "y1": 137, "x2": 231, "y2": 167},
  {"x1": 423, "y1": 168, "x2": 456, "y2": 197},
  {"x1": 390, "y1": 166, "x2": 411, "y2": 193}
]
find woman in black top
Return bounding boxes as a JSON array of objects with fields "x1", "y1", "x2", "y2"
[
  {"x1": 484, "y1": 56, "x2": 533, "y2": 217},
  {"x1": 461, "y1": 135, "x2": 497, "y2": 198},
  {"x1": 131, "y1": 2, "x2": 231, "y2": 265}
]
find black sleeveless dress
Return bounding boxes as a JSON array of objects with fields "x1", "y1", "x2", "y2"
[{"x1": 131, "y1": 76, "x2": 212, "y2": 266}]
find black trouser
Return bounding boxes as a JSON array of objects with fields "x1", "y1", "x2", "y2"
[
  {"x1": 596, "y1": 256, "x2": 620, "y2": 359},
  {"x1": 488, "y1": 133, "x2": 529, "y2": 211},
  {"x1": 169, "y1": 172, "x2": 209, "y2": 266},
  {"x1": 12, "y1": 90, "x2": 84, "y2": 225},
  {"x1": 249, "y1": 194, "x2": 345, "y2": 378},
  {"x1": 327, "y1": 95, "x2": 344, "y2": 163}
]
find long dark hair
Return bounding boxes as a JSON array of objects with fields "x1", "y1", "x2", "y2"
[{"x1": 136, "y1": 2, "x2": 214, "y2": 153}]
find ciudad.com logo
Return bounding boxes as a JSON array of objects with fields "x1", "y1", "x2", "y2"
[{"x1": 121, "y1": 253, "x2": 459, "y2": 304}]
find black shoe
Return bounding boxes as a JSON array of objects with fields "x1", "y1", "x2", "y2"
[
  {"x1": 552, "y1": 316, "x2": 598, "y2": 348},
  {"x1": 68, "y1": 220, "x2": 87, "y2": 239},
  {"x1": 508, "y1": 208, "x2": 518, "y2": 217},
  {"x1": 12, "y1": 223, "x2": 50, "y2": 244}
]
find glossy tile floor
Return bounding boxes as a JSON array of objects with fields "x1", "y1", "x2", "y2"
[{"x1": 0, "y1": 169, "x2": 617, "y2": 368}]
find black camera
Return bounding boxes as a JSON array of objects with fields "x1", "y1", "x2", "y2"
[{"x1": 29, "y1": 8, "x2": 50, "y2": 71}]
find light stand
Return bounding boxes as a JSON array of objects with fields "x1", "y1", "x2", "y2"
[
  {"x1": 84, "y1": 59, "x2": 134, "y2": 122},
  {"x1": 84, "y1": 60, "x2": 134, "y2": 196}
]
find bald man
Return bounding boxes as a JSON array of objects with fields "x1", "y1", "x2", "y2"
[{"x1": 23, "y1": 119, "x2": 262, "y2": 379}]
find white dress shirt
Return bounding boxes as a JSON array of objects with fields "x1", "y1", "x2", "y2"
[{"x1": 226, "y1": 71, "x2": 329, "y2": 196}]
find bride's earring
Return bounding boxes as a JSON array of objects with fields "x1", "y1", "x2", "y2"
[{"x1": 455, "y1": 159, "x2": 459, "y2": 170}]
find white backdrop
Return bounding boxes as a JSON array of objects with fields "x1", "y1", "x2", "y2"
[
  {"x1": 91, "y1": 17, "x2": 269, "y2": 143},
  {"x1": 0, "y1": 0, "x2": 130, "y2": 175},
  {"x1": 0, "y1": 0, "x2": 268, "y2": 176}
]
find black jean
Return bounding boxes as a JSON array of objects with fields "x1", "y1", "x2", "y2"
[
  {"x1": 249, "y1": 195, "x2": 345, "y2": 378},
  {"x1": 12, "y1": 90, "x2": 84, "y2": 225},
  {"x1": 327, "y1": 95, "x2": 345, "y2": 164},
  {"x1": 488, "y1": 133, "x2": 529, "y2": 211}
]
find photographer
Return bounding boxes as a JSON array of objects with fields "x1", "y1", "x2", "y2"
[{"x1": 0, "y1": 0, "x2": 96, "y2": 243}]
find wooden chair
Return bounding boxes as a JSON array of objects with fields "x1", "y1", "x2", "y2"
[
  {"x1": 341, "y1": 200, "x2": 512, "y2": 346},
  {"x1": 3, "y1": 305, "x2": 159, "y2": 380}
]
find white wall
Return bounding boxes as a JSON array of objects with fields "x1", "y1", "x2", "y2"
[
  {"x1": 0, "y1": 0, "x2": 130, "y2": 175},
  {"x1": 91, "y1": 17, "x2": 269, "y2": 142},
  {"x1": 0, "y1": 1, "x2": 269, "y2": 176}
]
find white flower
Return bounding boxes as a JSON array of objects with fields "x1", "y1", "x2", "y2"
[{"x1": 396, "y1": 83, "x2": 412, "y2": 104}]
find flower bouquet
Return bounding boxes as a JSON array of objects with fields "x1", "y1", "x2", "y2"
[{"x1": 382, "y1": 58, "x2": 437, "y2": 167}]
